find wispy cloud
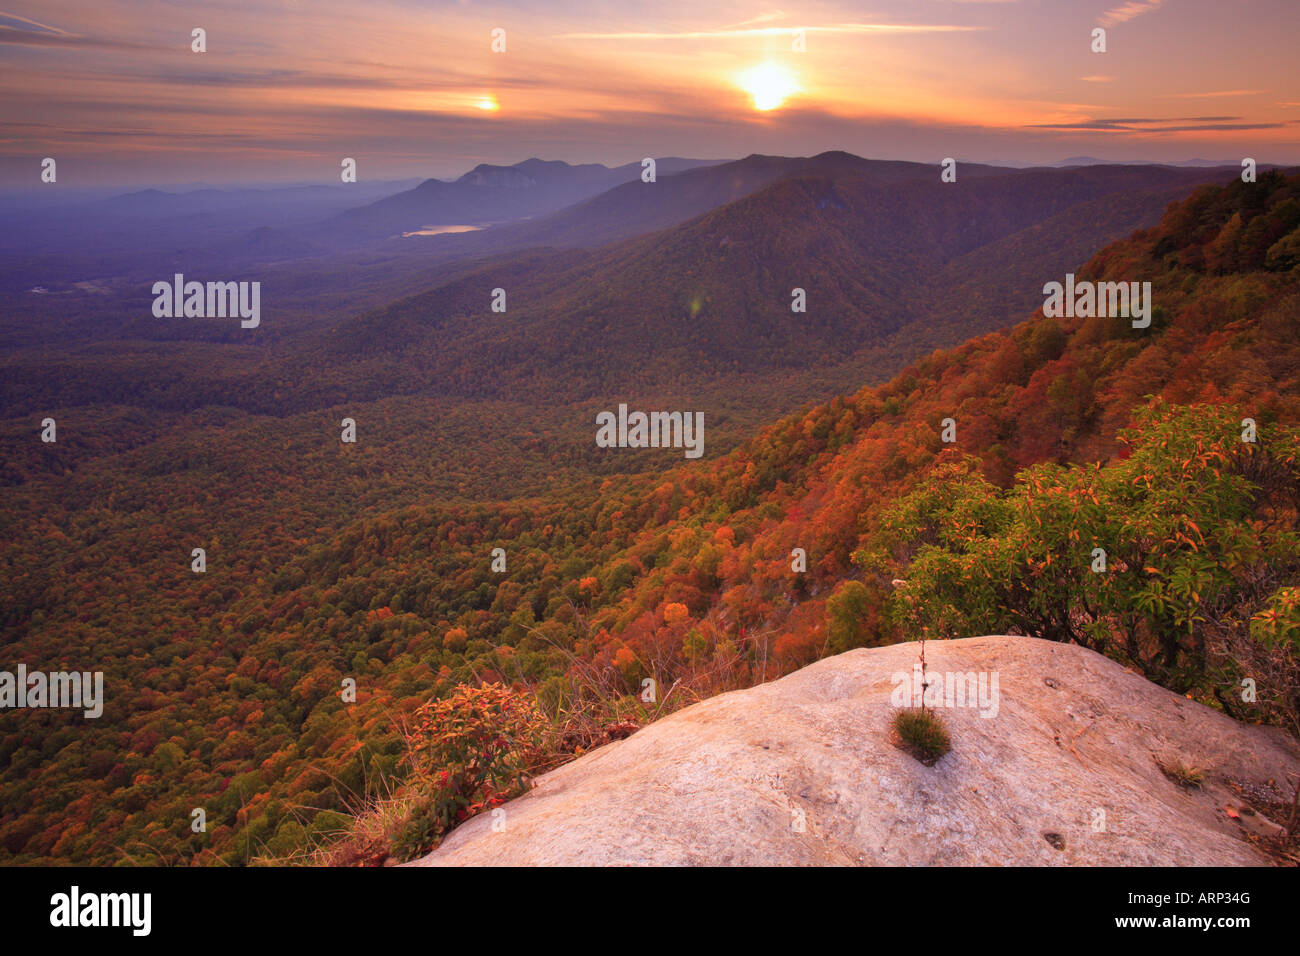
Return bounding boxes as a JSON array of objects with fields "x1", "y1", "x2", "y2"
[
  {"x1": 725, "y1": 12, "x2": 790, "y2": 28},
  {"x1": 1162, "y1": 89, "x2": 1269, "y2": 98},
  {"x1": 1098, "y1": 0, "x2": 1168, "y2": 28},
  {"x1": 555, "y1": 23, "x2": 982, "y2": 40},
  {"x1": 1028, "y1": 115, "x2": 1281, "y2": 133},
  {"x1": 0, "y1": 10, "x2": 151, "y2": 50},
  {"x1": 0, "y1": 25, "x2": 152, "y2": 49},
  {"x1": 0, "y1": 11, "x2": 68, "y2": 34},
  {"x1": 1080, "y1": 76, "x2": 1113, "y2": 83}
]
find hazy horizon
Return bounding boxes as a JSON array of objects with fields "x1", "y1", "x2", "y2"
[{"x1": 2, "y1": 152, "x2": 1289, "y2": 196}]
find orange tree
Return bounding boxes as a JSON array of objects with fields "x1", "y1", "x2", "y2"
[{"x1": 392, "y1": 682, "x2": 550, "y2": 861}]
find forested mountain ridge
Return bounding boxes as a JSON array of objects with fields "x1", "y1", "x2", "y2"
[
  {"x1": 0, "y1": 157, "x2": 1243, "y2": 416},
  {"x1": 287, "y1": 162, "x2": 1253, "y2": 408},
  {"x1": 323, "y1": 156, "x2": 725, "y2": 241}
]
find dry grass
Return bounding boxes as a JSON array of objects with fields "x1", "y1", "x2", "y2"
[{"x1": 1157, "y1": 757, "x2": 1206, "y2": 790}]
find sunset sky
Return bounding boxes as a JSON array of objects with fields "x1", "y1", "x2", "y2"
[{"x1": 2, "y1": 0, "x2": 1298, "y2": 186}]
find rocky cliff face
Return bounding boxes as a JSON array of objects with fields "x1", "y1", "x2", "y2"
[{"x1": 412, "y1": 636, "x2": 1298, "y2": 866}]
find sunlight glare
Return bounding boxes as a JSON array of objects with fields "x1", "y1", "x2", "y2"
[{"x1": 738, "y1": 62, "x2": 799, "y2": 112}]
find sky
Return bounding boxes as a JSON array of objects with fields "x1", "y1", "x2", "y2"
[{"x1": 1, "y1": 0, "x2": 1298, "y2": 186}]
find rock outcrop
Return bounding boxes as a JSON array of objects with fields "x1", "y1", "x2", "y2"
[{"x1": 412, "y1": 636, "x2": 1299, "y2": 866}]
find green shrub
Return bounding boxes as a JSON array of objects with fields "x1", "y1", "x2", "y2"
[
  {"x1": 862, "y1": 401, "x2": 1300, "y2": 698},
  {"x1": 892, "y1": 708, "x2": 951, "y2": 765},
  {"x1": 826, "y1": 580, "x2": 873, "y2": 652}
]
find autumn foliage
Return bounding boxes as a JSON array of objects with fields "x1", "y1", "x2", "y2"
[{"x1": 318, "y1": 683, "x2": 548, "y2": 865}]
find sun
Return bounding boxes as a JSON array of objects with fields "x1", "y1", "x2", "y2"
[
  {"x1": 475, "y1": 95, "x2": 499, "y2": 112},
  {"x1": 737, "y1": 61, "x2": 799, "y2": 112}
]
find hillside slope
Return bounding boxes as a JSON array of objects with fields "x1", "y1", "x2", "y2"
[
  {"x1": 308, "y1": 163, "x2": 1242, "y2": 408},
  {"x1": 414, "y1": 637, "x2": 1298, "y2": 866}
]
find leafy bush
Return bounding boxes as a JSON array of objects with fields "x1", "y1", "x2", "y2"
[
  {"x1": 314, "y1": 682, "x2": 550, "y2": 865},
  {"x1": 390, "y1": 683, "x2": 550, "y2": 861},
  {"x1": 862, "y1": 401, "x2": 1300, "y2": 700},
  {"x1": 826, "y1": 580, "x2": 874, "y2": 652}
]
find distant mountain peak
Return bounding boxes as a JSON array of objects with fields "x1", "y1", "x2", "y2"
[
  {"x1": 514, "y1": 158, "x2": 593, "y2": 172},
  {"x1": 457, "y1": 164, "x2": 539, "y2": 188},
  {"x1": 453, "y1": 158, "x2": 621, "y2": 188},
  {"x1": 810, "y1": 149, "x2": 860, "y2": 162}
]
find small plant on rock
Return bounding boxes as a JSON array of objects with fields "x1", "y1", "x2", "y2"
[
  {"x1": 893, "y1": 708, "x2": 951, "y2": 765},
  {"x1": 1158, "y1": 757, "x2": 1205, "y2": 791},
  {"x1": 892, "y1": 632, "x2": 952, "y2": 765}
]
